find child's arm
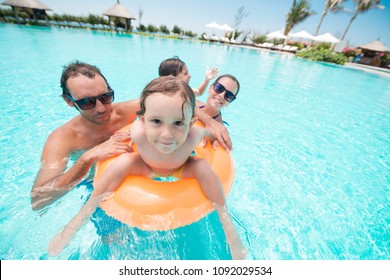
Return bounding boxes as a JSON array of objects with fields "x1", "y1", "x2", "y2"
[
  {"x1": 47, "y1": 153, "x2": 135, "y2": 256},
  {"x1": 193, "y1": 66, "x2": 219, "y2": 96}
]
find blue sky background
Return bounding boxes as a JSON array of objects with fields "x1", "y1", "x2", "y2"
[{"x1": 28, "y1": 0, "x2": 390, "y2": 47}]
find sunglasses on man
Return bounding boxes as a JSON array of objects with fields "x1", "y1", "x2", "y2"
[
  {"x1": 66, "y1": 88, "x2": 115, "y2": 110},
  {"x1": 213, "y1": 82, "x2": 236, "y2": 103}
]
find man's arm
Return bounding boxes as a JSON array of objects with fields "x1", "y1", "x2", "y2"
[
  {"x1": 195, "y1": 108, "x2": 232, "y2": 152},
  {"x1": 31, "y1": 131, "x2": 132, "y2": 210}
]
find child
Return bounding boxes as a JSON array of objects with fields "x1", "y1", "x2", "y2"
[
  {"x1": 159, "y1": 56, "x2": 219, "y2": 96},
  {"x1": 48, "y1": 76, "x2": 247, "y2": 259}
]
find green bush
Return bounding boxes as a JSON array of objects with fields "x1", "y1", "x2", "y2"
[
  {"x1": 296, "y1": 44, "x2": 347, "y2": 65},
  {"x1": 251, "y1": 34, "x2": 267, "y2": 44}
]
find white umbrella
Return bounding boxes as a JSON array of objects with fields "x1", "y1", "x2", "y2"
[
  {"x1": 219, "y1": 24, "x2": 234, "y2": 32},
  {"x1": 266, "y1": 30, "x2": 287, "y2": 40},
  {"x1": 314, "y1": 33, "x2": 340, "y2": 44},
  {"x1": 205, "y1": 21, "x2": 221, "y2": 29},
  {"x1": 288, "y1": 30, "x2": 314, "y2": 40},
  {"x1": 205, "y1": 21, "x2": 221, "y2": 35}
]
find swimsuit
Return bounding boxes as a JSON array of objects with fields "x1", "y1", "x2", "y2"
[
  {"x1": 151, "y1": 163, "x2": 186, "y2": 182},
  {"x1": 198, "y1": 105, "x2": 229, "y2": 126},
  {"x1": 198, "y1": 105, "x2": 221, "y2": 119}
]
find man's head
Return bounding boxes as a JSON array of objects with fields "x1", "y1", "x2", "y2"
[{"x1": 61, "y1": 61, "x2": 114, "y2": 125}]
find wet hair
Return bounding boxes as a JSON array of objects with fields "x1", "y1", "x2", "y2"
[
  {"x1": 158, "y1": 56, "x2": 186, "y2": 77},
  {"x1": 215, "y1": 74, "x2": 240, "y2": 95},
  {"x1": 60, "y1": 60, "x2": 109, "y2": 97},
  {"x1": 137, "y1": 76, "x2": 196, "y2": 121}
]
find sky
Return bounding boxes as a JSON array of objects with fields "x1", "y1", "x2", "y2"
[{"x1": 21, "y1": 0, "x2": 390, "y2": 47}]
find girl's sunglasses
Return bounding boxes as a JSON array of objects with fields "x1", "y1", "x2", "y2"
[
  {"x1": 213, "y1": 82, "x2": 236, "y2": 103},
  {"x1": 66, "y1": 89, "x2": 114, "y2": 110}
]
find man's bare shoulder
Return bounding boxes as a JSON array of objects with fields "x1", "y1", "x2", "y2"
[
  {"x1": 114, "y1": 99, "x2": 140, "y2": 113},
  {"x1": 45, "y1": 118, "x2": 81, "y2": 151},
  {"x1": 112, "y1": 99, "x2": 140, "y2": 124}
]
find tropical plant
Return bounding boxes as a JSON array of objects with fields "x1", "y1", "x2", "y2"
[
  {"x1": 342, "y1": 47, "x2": 360, "y2": 57},
  {"x1": 138, "y1": 7, "x2": 143, "y2": 27},
  {"x1": 251, "y1": 34, "x2": 267, "y2": 44},
  {"x1": 314, "y1": 0, "x2": 346, "y2": 36},
  {"x1": 340, "y1": 0, "x2": 385, "y2": 40},
  {"x1": 284, "y1": 0, "x2": 314, "y2": 35},
  {"x1": 296, "y1": 44, "x2": 347, "y2": 64},
  {"x1": 232, "y1": 6, "x2": 249, "y2": 39}
]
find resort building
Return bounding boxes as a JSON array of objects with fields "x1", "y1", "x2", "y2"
[
  {"x1": 103, "y1": 0, "x2": 136, "y2": 32},
  {"x1": 1, "y1": 0, "x2": 52, "y2": 24}
]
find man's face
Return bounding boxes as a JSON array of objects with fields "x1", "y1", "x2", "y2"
[{"x1": 66, "y1": 75, "x2": 112, "y2": 125}]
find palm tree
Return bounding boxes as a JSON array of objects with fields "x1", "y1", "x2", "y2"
[
  {"x1": 284, "y1": 0, "x2": 314, "y2": 35},
  {"x1": 314, "y1": 0, "x2": 346, "y2": 36},
  {"x1": 340, "y1": 0, "x2": 385, "y2": 40}
]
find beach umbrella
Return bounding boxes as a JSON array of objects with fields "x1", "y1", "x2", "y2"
[
  {"x1": 205, "y1": 21, "x2": 221, "y2": 35},
  {"x1": 358, "y1": 40, "x2": 389, "y2": 52},
  {"x1": 266, "y1": 30, "x2": 287, "y2": 40},
  {"x1": 219, "y1": 24, "x2": 234, "y2": 32},
  {"x1": 314, "y1": 33, "x2": 340, "y2": 44},
  {"x1": 288, "y1": 30, "x2": 314, "y2": 41}
]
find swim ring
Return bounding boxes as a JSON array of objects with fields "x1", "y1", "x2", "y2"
[{"x1": 94, "y1": 121, "x2": 234, "y2": 231}]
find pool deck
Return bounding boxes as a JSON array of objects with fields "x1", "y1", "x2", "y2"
[{"x1": 343, "y1": 63, "x2": 390, "y2": 79}]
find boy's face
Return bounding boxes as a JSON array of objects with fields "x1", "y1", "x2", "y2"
[{"x1": 141, "y1": 92, "x2": 195, "y2": 154}]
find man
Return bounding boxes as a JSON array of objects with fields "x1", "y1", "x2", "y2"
[{"x1": 31, "y1": 61, "x2": 232, "y2": 210}]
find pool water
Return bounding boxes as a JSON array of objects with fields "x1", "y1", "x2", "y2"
[{"x1": 0, "y1": 24, "x2": 389, "y2": 260}]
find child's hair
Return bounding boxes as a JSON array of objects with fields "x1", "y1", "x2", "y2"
[
  {"x1": 158, "y1": 56, "x2": 186, "y2": 77},
  {"x1": 215, "y1": 74, "x2": 240, "y2": 95},
  {"x1": 137, "y1": 76, "x2": 196, "y2": 120}
]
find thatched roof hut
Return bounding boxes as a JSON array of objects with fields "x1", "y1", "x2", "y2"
[
  {"x1": 1, "y1": 0, "x2": 52, "y2": 23},
  {"x1": 358, "y1": 40, "x2": 389, "y2": 53},
  {"x1": 356, "y1": 40, "x2": 390, "y2": 67},
  {"x1": 103, "y1": 0, "x2": 136, "y2": 31}
]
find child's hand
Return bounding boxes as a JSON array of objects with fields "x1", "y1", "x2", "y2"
[{"x1": 205, "y1": 66, "x2": 219, "y2": 81}]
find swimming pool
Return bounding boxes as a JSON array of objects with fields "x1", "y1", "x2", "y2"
[{"x1": 0, "y1": 23, "x2": 389, "y2": 260}]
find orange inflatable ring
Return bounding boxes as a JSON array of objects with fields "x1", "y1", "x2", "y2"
[{"x1": 94, "y1": 121, "x2": 234, "y2": 231}]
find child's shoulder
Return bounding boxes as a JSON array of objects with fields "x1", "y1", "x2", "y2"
[{"x1": 130, "y1": 119, "x2": 145, "y2": 142}]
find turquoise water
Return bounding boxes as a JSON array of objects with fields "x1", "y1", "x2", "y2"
[{"x1": 0, "y1": 24, "x2": 389, "y2": 260}]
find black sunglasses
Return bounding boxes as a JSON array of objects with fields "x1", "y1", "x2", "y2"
[
  {"x1": 66, "y1": 89, "x2": 114, "y2": 110},
  {"x1": 213, "y1": 82, "x2": 236, "y2": 103}
]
